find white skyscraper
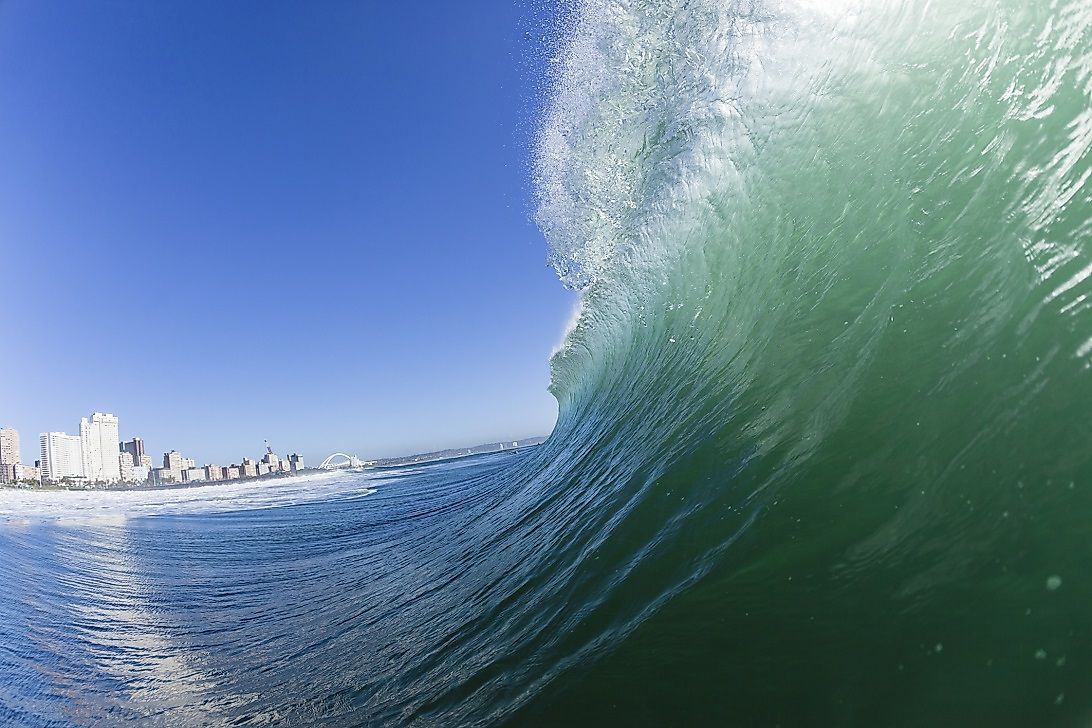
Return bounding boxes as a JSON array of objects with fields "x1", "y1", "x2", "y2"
[
  {"x1": 80, "y1": 412, "x2": 121, "y2": 482},
  {"x1": 40, "y1": 432, "x2": 85, "y2": 482}
]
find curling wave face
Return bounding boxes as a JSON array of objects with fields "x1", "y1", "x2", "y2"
[{"x1": 523, "y1": 0, "x2": 1092, "y2": 723}]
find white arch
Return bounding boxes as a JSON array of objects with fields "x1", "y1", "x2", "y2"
[{"x1": 320, "y1": 453, "x2": 354, "y2": 470}]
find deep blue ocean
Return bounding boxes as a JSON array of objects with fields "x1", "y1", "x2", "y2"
[{"x1": 1, "y1": 454, "x2": 550, "y2": 725}]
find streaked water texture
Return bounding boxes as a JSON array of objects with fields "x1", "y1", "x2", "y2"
[{"x1": 4, "y1": 0, "x2": 1092, "y2": 724}]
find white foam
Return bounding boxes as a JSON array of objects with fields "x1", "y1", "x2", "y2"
[{"x1": 0, "y1": 470, "x2": 377, "y2": 522}]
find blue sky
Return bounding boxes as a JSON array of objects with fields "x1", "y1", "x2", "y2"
[{"x1": 0, "y1": 1, "x2": 575, "y2": 465}]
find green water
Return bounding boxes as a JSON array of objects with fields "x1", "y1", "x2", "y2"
[{"x1": 524, "y1": 0, "x2": 1092, "y2": 723}]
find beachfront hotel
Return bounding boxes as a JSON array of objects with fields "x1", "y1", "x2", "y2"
[
  {"x1": 79, "y1": 412, "x2": 121, "y2": 482},
  {"x1": 39, "y1": 431, "x2": 83, "y2": 481}
]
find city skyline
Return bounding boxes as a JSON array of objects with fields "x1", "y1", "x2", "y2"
[
  {"x1": 0, "y1": 410, "x2": 547, "y2": 475},
  {"x1": 2, "y1": 408, "x2": 542, "y2": 487},
  {"x1": 0, "y1": 412, "x2": 308, "y2": 486}
]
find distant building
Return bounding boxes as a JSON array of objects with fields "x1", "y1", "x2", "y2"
[
  {"x1": 40, "y1": 432, "x2": 84, "y2": 482},
  {"x1": 240, "y1": 458, "x2": 258, "y2": 478},
  {"x1": 0, "y1": 428, "x2": 20, "y2": 467},
  {"x1": 131, "y1": 465, "x2": 149, "y2": 483},
  {"x1": 263, "y1": 450, "x2": 293, "y2": 474},
  {"x1": 3, "y1": 463, "x2": 39, "y2": 484},
  {"x1": 181, "y1": 457, "x2": 195, "y2": 470},
  {"x1": 121, "y1": 438, "x2": 145, "y2": 469},
  {"x1": 14, "y1": 463, "x2": 39, "y2": 483},
  {"x1": 257, "y1": 461, "x2": 270, "y2": 476},
  {"x1": 153, "y1": 467, "x2": 178, "y2": 484},
  {"x1": 80, "y1": 413, "x2": 121, "y2": 482},
  {"x1": 163, "y1": 451, "x2": 184, "y2": 482},
  {"x1": 0, "y1": 429, "x2": 15, "y2": 483},
  {"x1": 204, "y1": 465, "x2": 222, "y2": 481},
  {"x1": 222, "y1": 466, "x2": 241, "y2": 480},
  {"x1": 289, "y1": 453, "x2": 305, "y2": 472},
  {"x1": 119, "y1": 451, "x2": 136, "y2": 482},
  {"x1": 183, "y1": 467, "x2": 205, "y2": 483}
]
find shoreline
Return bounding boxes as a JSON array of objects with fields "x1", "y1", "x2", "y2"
[
  {"x1": 1, "y1": 437, "x2": 551, "y2": 495},
  {"x1": 0, "y1": 468, "x2": 333, "y2": 494},
  {"x1": 0, "y1": 468, "x2": 368, "y2": 521}
]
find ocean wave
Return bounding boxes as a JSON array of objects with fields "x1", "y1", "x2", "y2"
[{"x1": 3, "y1": 0, "x2": 1092, "y2": 724}]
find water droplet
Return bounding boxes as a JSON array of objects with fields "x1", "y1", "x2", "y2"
[
  {"x1": 1047, "y1": 575, "x2": 1062, "y2": 591},
  {"x1": 935, "y1": 643, "x2": 943, "y2": 653},
  {"x1": 1035, "y1": 649, "x2": 1048, "y2": 660}
]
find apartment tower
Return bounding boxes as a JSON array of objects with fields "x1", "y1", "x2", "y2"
[
  {"x1": 80, "y1": 413, "x2": 121, "y2": 482},
  {"x1": 40, "y1": 432, "x2": 84, "y2": 481}
]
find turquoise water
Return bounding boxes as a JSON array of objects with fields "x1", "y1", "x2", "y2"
[{"x1": 4, "y1": 0, "x2": 1092, "y2": 724}]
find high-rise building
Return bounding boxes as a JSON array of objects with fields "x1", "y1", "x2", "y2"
[
  {"x1": 121, "y1": 438, "x2": 145, "y2": 468},
  {"x1": 0, "y1": 428, "x2": 20, "y2": 466},
  {"x1": 204, "y1": 465, "x2": 222, "y2": 481},
  {"x1": 289, "y1": 453, "x2": 305, "y2": 472},
  {"x1": 80, "y1": 413, "x2": 121, "y2": 482},
  {"x1": 264, "y1": 453, "x2": 290, "y2": 473},
  {"x1": 163, "y1": 450, "x2": 183, "y2": 482},
  {"x1": 240, "y1": 458, "x2": 258, "y2": 478},
  {"x1": 40, "y1": 432, "x2": 84, "y2": 482},
  {"x1": 119, "y1": 451, "x2": 136, "y2": 482}
]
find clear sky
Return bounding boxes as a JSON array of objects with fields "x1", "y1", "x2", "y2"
[{"x1": 0, "y1": 1, "x2": 575, "y2": 466}]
